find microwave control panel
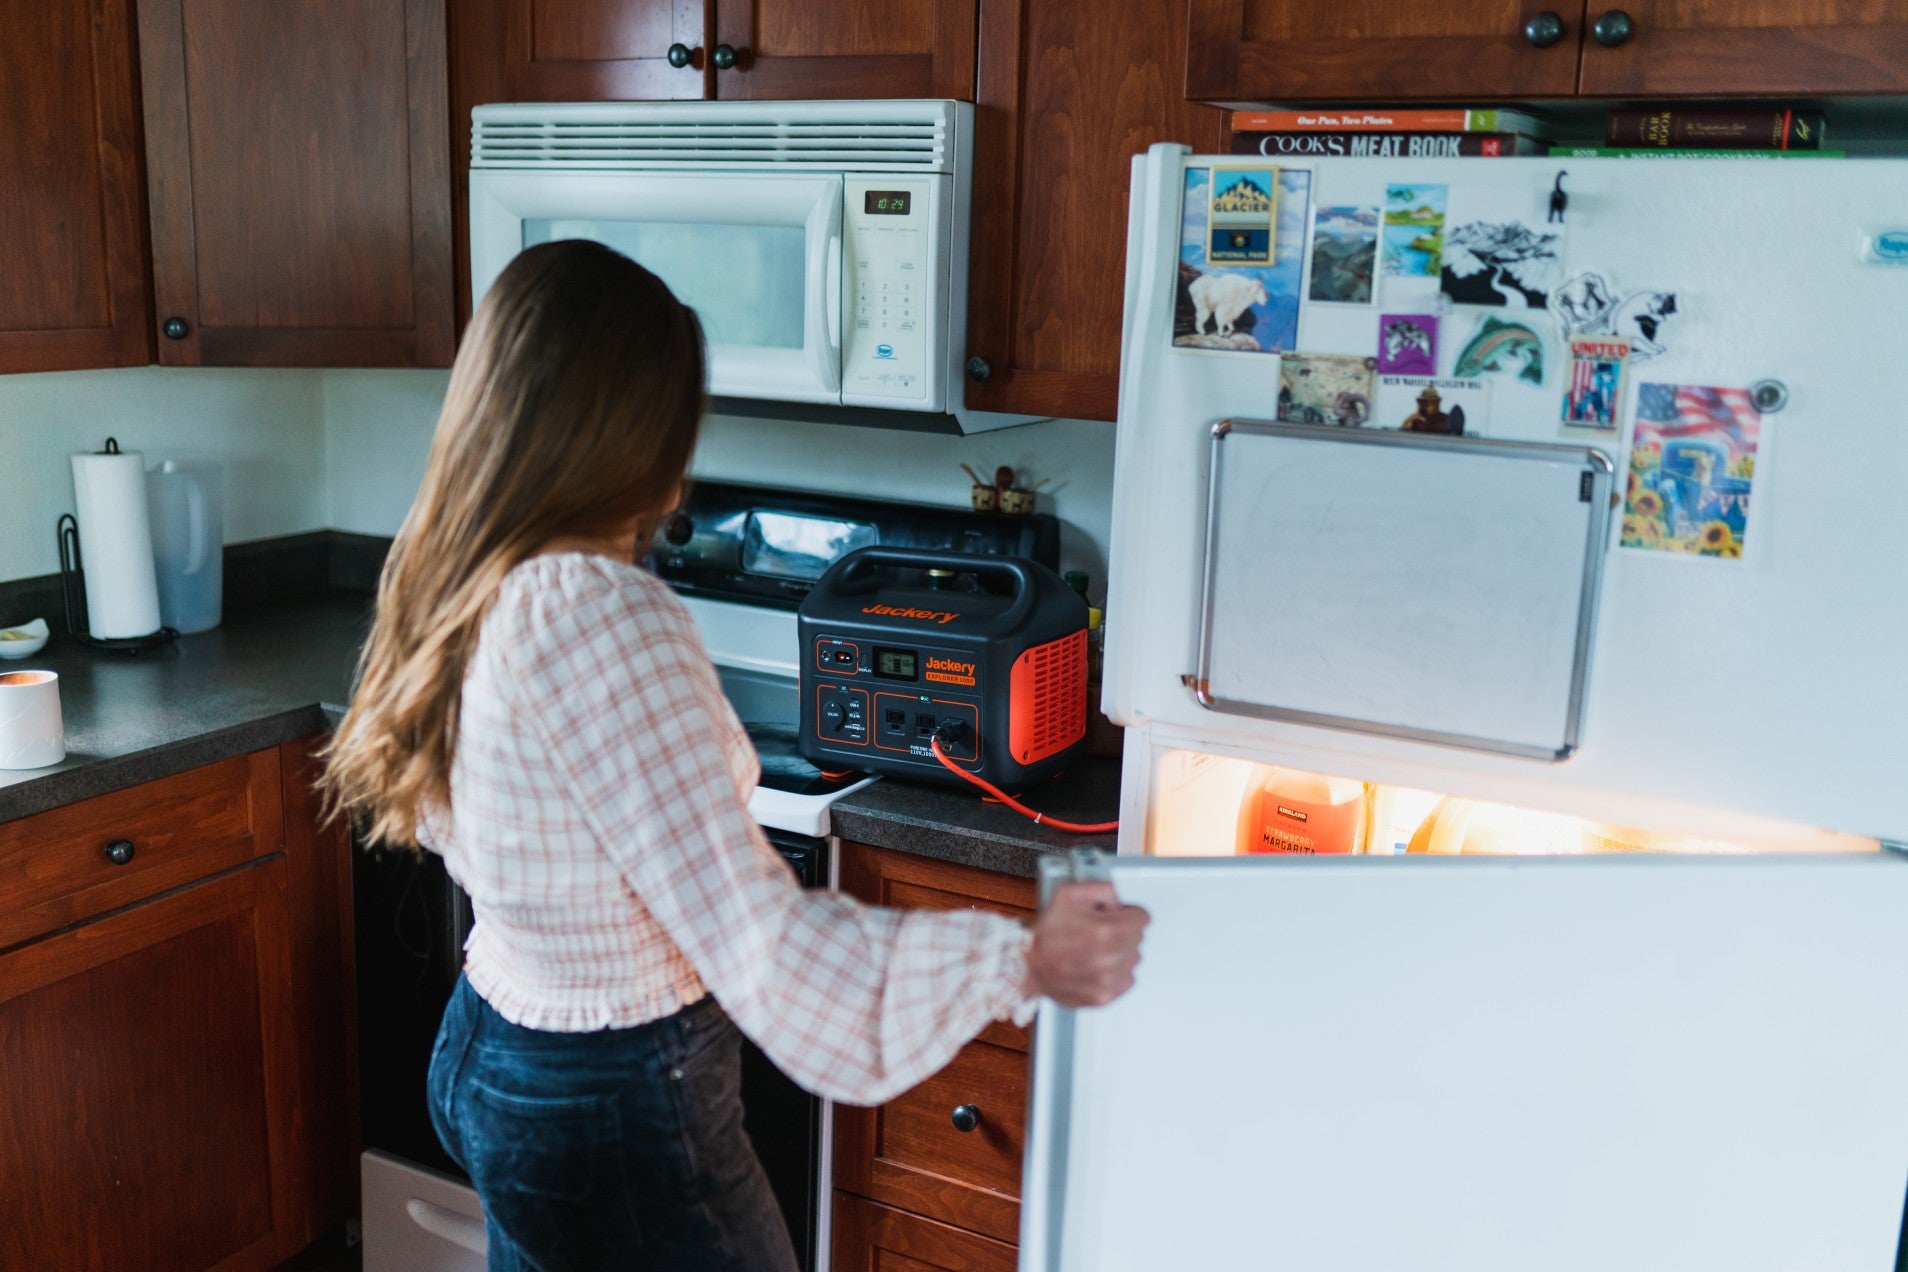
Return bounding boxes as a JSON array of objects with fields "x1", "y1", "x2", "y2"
[{"x1": 843, "y1": 176, "x2": 939, "y2": 406}]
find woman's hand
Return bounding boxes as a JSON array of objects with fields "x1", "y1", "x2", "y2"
[{"x1": 1026, "y1": 882, "x2": 1150, "y2": 1008}]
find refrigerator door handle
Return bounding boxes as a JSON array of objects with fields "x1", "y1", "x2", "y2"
[{"x1": 405, "y1": 1198, "x2": 489, "y2": 1255}]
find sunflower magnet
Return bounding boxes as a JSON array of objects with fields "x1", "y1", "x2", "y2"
[{"x1": 1619, "y1": 383, "x2": 1762, "y2": 562}]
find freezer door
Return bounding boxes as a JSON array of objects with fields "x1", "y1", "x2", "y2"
[{"x1": 1021, "y1": 853, "x2": 1908, "y2": 1272}]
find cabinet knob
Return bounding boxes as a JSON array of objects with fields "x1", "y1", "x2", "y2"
[
  {"x1": 965, "y1": 356, "x2": 992, "y2": 382},
  {"x1": 1522, "y1": 11, "x2": 1564, "y2": 47},
  {"x1": 951, "y1": 1104, "x2": 981, "y2": 1133},
  {"x1": 1592, "y1": 9, "x2": 1634, "y2": 46},
  {"x1": 161, "y1": 316, "x2": 189, "y2": 340},
  {"x1": 711, "y1": 43, "x2": 738, "y2": 70},
  {"x1": 666, "y1": 42, "x2": 694, "y2": 68},
  {"x1": 104, "y1": 839, "x2": 135, "y2": 866},
  {"x1": 661, "y1": 510, "x2": 694, "y2": 546}
]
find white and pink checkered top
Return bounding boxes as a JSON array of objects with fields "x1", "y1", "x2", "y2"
[{"x1": 427, "y1": 553, "x2": 1034, "y2": 1106}]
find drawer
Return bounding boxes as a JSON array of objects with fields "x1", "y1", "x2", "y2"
[
  {"x1": 831, "y1": 1192, "x2": 1018, "y2": 1272},
  {"x1": 837, "y1": 842, "x2": 1037, "y2": 1245},
  {"x1": 0, "y1": 750, "x2": 282, "y2": 949}
]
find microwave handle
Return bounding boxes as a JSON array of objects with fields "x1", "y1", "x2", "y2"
[{"x1": 808, "y1": 194, "x2": 844, "y2": 395}]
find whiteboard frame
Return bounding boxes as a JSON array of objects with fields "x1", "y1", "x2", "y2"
[{"x1": 1192, "y1": 419, "x2": 1615, "y2": 762}]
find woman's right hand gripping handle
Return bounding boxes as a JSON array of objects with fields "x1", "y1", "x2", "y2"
[{"x1": 1026, "y1": 882, "x2": 1150, "y2": 1008}]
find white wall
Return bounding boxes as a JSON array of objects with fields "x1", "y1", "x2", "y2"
[
  {"x1": 319, "y1": 369, "x2": 1120, "y2": 586},
  {"x1": 0, "y1": 367, "x2": 328, "y2": 581}
]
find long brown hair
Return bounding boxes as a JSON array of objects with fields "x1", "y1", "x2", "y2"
[{"x1": 323, "y1": 240, "x2": 705, "y2": 846}]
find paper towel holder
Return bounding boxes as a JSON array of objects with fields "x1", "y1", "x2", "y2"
[{"x1": 56, "y1": 502, "x2": 178, "y2": 656}]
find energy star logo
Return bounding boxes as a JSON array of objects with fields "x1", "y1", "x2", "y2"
[{"x1": 875, "y1": 343, "x2": 896, "y2": 360}]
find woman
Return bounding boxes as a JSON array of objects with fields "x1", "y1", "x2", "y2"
[{"x1": 324, "y1": 240, "x2": 1148, "y2": 1271}]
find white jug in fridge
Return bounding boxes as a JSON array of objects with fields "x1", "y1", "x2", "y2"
[{"x1": 146, "y1": 460, "x2": 224, "y2": 633}]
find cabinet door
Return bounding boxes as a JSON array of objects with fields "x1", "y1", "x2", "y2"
[
  {"x1": 137, "y1": 0, "x2": 455, "y2": 367},
  {"x1": 0, "y1": 859, "x2": 301, "y2": 1271},
  {"x1": 482, "y1": 0, "x2": 710, "y2": 99},
  {"x1": 1576, "y1": 0, "x2": 1908, "y2": 95},
  {"x1": 835, "y1": 845, "x2": 1035, "y2": 1244},
  {"x1": 712, "y1": 0, "x2": 976, "y2": 99},
  {"x1": 967, "y1": 0, "x2": 1225, "y2": 422},
  {"x1": 0, "y1": 0, "x2": 150, "y2": 373},
  {"x1": 1184, "y1": 0, "x2": 1585, "y2": 101},
  {"x1": 832, "y1": 1193, "x2": 1019, "y2": 1272}
]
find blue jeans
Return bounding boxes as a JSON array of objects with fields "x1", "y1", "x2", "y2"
[{"x1": 427, "y1": 975, "x2": 798, "y2": 1271}]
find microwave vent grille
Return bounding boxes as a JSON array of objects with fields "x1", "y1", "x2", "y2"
[{"x1": 472, "y1": 103, "x2": 954, "y2": 172}]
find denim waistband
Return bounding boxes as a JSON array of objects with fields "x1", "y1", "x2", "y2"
[{"x1": 457, "y1": 976, "x2": 727, "y2": 1062}]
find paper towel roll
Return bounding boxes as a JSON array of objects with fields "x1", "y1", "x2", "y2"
[
  {"x1": 71, "y1": 444, "x2": 162, "y2": 638},
  {"x1": 0, "y1": 670, "x2": 64, "y2": 769}
]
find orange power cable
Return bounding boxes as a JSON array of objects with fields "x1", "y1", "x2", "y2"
[{"x1": 929, "y1": 735, "x2": 1119, "y2": 835}]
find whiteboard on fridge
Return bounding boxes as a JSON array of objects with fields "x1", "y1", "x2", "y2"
[
  {"x1": 1196, "y1": 421, "x2": 1614, "y2": 760},
  {"x1": 1020, "y1": 852, "x2": 1908, "y2": 1272}
]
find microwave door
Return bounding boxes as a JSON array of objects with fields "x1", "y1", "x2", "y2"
[{"x1": 469, "y1": 170, "x2": 846, "y2": 405}]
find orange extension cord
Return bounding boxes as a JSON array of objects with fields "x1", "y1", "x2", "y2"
[{"x1": 929, "y1": 735, "x2": 1119, "y2": 834}]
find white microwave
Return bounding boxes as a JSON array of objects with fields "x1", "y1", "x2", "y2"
[{"x1": 469, "y1": 99, "x2": 1034, "y2": 434}]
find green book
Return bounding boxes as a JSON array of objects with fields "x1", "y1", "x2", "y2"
[{"x1": 1548, "y1": 146, "x2": 1847, "y2": 159}]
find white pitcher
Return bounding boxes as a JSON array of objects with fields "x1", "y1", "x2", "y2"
[{"x1": 146, "y1": 460, "x2": 225, "y2": 634}]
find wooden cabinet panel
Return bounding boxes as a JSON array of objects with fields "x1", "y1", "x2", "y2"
[
  {"x1": 0, "y1": 0, "x2": 151, "y2": 373},
  {"x1": 0, "y1": 858, "x2": 300, "y2": 1272},
  {"x1": 968, "y1": 0, "x2": 1226, "y2": 422},
  {"x1": 1184, "y1": 0, "x2": 1585, "y2": 101},
  {"x1": 836, "y1": 844, "x2": 1035, "y2": 1243},
  {"x1": 712, "y1": 0, "x2": 976, "y2": 99},
  {"x1": 0, "y1": 749, "x2": 280, "y2": 950},
  {"x1": 138, "y1": 0, "x2": 455, "y2": 367},
  {"x1": 1576, "y1": 0, "x2": 1908, "y2": 95},
  {"x1": 832, "y1": 1193, "x2": 1019, "y2": 1272},
  {"x1": 491, "y1": 0, "x2": 708, "y2": 99}
]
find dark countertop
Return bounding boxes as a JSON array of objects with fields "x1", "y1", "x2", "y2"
[
  {"x1": 0, "y1": 590, "x2": 1121, "y2": 879},
  {"x1": 0, "y1": 595, "x2": 370, "y2": 823},
  {"x1": 828, "y1": 757, "x2": 1120, "y2": 878}
]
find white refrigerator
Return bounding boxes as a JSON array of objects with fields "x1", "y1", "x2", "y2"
[{"x1": 1016, "y1": 146, "x2": 1908, "y2": 1270}]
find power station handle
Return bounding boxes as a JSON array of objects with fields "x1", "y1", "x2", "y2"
[{"x1": 821, "y1": 547, "x2": 1042, "y2": 630}]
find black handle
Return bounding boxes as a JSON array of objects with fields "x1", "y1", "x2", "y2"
[
  {"x1": 161, "y1": 316, "x2": 189, "y2": 340},
  {"x1": 1523, "y1": 10, "x2": 1564, "y2": 47},
  {"x1": 666, "y1": 42, "x2": 693, "y2": 68},
  {"x1": 1592, "y1": 9, "x2": 1633, "y2": 46},
  {"x1": 951, "y1": 1104, "x2": 981, "y2": 1133},
  {"x1": 818, "y1": 547, "x2": 1050, "y2": 632},
  {"x1": 104, "y1": 839, "x2": 135, "y2": 866},
  {"x1": 966, "y1": 355, "x2": 993, "y2": 382},
  {"x1": 711, "y1": 43, "x2": 738, "y2": 70}
]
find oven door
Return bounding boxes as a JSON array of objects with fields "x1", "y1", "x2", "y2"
[{"x1": 471, "y1": 169, "x2": 844, "y2": 405}]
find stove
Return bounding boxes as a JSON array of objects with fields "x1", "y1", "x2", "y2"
[{"x1": 656, "y1": 481, "x2": 1061, "y2": 838}]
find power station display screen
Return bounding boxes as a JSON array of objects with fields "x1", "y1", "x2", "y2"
[
  {"x1": 863, "y1": 190, "x2": 912, "y2": 216},
  {"x1": 873, "y1": 647, "x2": 918, "y2": 681}
]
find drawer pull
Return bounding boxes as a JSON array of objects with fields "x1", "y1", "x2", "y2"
[
  {"x1": 103, "y1": 839, "x2": 135, "y2": 866},
  {"x1": 951, "y1": 1103, "x2": 981, "y2": 1133}
]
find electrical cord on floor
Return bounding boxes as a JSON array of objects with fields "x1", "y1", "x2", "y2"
[{"x1": 929, "y1": 729, "x2": 1119, "y2": 834}]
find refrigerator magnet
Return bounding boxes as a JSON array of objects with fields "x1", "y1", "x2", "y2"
[
  {"x1": 1454, "y1": 315, "x2": 1547, "y2": 385},
  {"x1": 1377, "y1": 313, "x2": 1439, "y2": 376},
  {"x1": 1549, "y1": 270, "x2": 1679, "y2": 360},
  {"x1": 1561, "y1": 336, "x2": 1632, "y2": 432},
  {"x1": 1439, "y1": 182, "x2": 1566, "y2": 311},
  {"x1": 1277, "y1": 353, "x2": 1378, "y2": 427},
  {"x1": 1175, "y1": 166, "x2": 1313, "y2": 356},
  {"x1": 1619, "y1": 382, "x2": 1762, "y2": 562},
  {"x1": 1381, "y1": 182, "x2": 1448, "y2": 279},
  {"x1": 1375, "y1": 375, "x2": 1489, "y2": 437},
  {"x1": 1306, "y1": 205, "x2": 1379, "y2": 305}
]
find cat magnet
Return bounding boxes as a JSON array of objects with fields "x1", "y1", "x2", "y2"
[{"x1": 1549, "y1": 270, "x2": 1678, "y2": 360}]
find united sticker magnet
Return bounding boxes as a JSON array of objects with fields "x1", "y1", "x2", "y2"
[
  {"x1": 1208, "y1": 167, "x2": 1279, "y2": 265},
  {"x1": 1562, "y1": 336, "x2": 1630, "y2": 431}
]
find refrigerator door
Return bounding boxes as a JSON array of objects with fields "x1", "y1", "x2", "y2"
[
  {"x1": 1020, "y1": 852, "x2": 1908, "y2": 1272},
  {"x1": 1105, "y1": 147, "x2": 1908, "y2": 845}
]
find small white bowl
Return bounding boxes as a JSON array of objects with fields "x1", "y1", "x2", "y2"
[{"x1": 0, "y1": 619, "x2": 50, "y2": 659}]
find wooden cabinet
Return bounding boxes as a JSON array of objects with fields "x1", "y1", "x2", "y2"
[
  {"x1": 0, "y1": 741, "x2": 356, "y2": 1271},
  {"x1": 1185, "y1": 0, "x2": 1583, "y2": 101},
  {"x1": 459, "y1": 0, "x2": 707, "y2": 101},
  {"x1": 1575, "y1": 1, "x2": 1908, "y2": 96},
  {"x1": 0, "y1": 0, "x2": 151, "y2": 374},
  {"x1": 137, "y1": 0, "x2": 455, "y2": 367},
  {"x1": 833, "y1": 843, "x2": 1037, "y2": 1269},
  {"x1": 966, "y1": 0, "x2": 1226, "y2": 422},
  {"x1": 832, "y1": 1194, "x2": 1019, "y2": 1272},
  {"x1": 712, "y1": 0, "x2": 977, "y2": 100},
  {"x1": 1187, "y1": 0, "x2": 1908, "y2": 101}
]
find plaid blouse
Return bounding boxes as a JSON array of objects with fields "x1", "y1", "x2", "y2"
[{"x1": 428, "y1": 553, "x2": 1033, "y2": 1105}]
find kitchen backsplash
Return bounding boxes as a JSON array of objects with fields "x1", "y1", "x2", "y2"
[
  {"x1": 324, "y1": 370, "x2": 1120, "y2": 585},
  {"x1": 0, "y1": 367, "x2": 329, "y2": 582},
  {"x1": 2, "y1": 367, "x2": 1119, "y2": 589}
]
